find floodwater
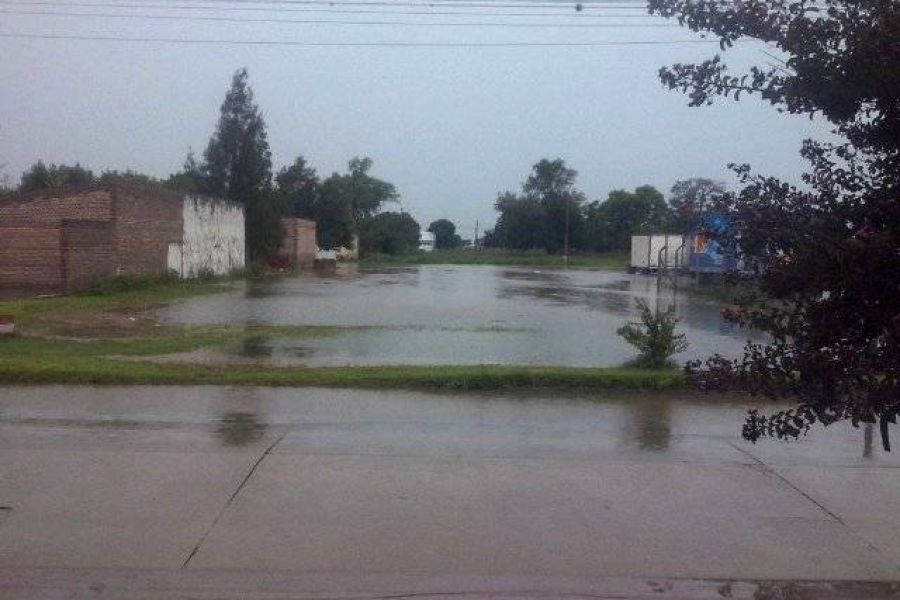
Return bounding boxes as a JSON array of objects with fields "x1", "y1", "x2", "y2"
[
  {"x1": 160, "y1": 265, "x2": 761, "y2": 367},
  {"x1": 0, "y1": 386, "x2": 888, "y2": 465}
]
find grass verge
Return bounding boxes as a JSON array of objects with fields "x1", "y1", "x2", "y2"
[
  {"x1": 0, "y1": 354, "x2": 685, "y2": 391},
  {"x1": 362, "y1": 249, "x2": 629, "y2": 269},
  {"x1": 0, "y1": 279, "x2": 236, "y2": 328}
]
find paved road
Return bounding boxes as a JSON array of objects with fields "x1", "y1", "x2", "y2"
[{"x1": 1, "y1": 386, "x2": 898, "y2": 599}]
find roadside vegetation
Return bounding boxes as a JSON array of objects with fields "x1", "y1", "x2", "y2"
[
  {"x1": 361, "y1": 248, "x2": 628, "y2": 269},
  {"x1": 0, "y1": 345, "x2": 685, "y2": 391},
  {"x1": 617, "y1": 299, "x2": 689, "y2": 369}
]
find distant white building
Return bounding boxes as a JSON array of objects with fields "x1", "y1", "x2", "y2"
[{"x1": 419, "y1": 231, "x2": 436, "y2": 252}]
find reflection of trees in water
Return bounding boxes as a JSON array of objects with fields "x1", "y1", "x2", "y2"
[
  {"x1": 239, "y1": 336, "x2": 272, "y2": 357},
  {"x1": 629, "y1": 400, "x2": 672, "y2": 452},
  {"x1": 864, "y1": 423, "x2": 874, "y2": 458},
  {"x1": 494, "y1": 282, "x2": 634, "y2": 315},
  {"x1": 215, "y1": 412, "x2": 268, "y2": 446}
]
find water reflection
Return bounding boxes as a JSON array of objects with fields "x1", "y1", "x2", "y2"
[
  {"x1": 863, "y1": 423, "x2": 874, "y2": 458},
  {"x1": 628, "y1": 400, "x2": 672, "y2": 452},
  {"x1": 160, "y1": 265, "x2": 764, "y2": 368},
  {"x1": 240, "y1": 336, "x2": 272, "y2": 358},
  {"x1": 235, "y1": 336, "x2": 314, "y2": 360},
  {"x1": 214, "y1": 412, "x2": 268, "y2": 447}
]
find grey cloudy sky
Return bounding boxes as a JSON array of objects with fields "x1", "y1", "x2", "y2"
[{"x1": 0, "y1": 0, "x2": 830, "y2": 235}]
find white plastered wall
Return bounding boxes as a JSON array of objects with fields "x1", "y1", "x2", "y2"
[{"x1": 176, "y1": 195, "x2": 245, "y2": 278}]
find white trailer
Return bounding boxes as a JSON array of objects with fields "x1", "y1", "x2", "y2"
[{"x1": 630, "y1": 234, "x2": 688, "y2": 271}]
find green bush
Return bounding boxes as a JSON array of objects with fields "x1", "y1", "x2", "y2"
[{"x1": 617, "y1": 298, "x2": 688, "y2": 369}]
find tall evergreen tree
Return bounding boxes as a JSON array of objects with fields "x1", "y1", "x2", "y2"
[
  {"x1": 202, "y1": 68, "x2": 281, "y2": 259},
  {"x1": 203, "y1": 68, "x2": 272, "y2": 201}
]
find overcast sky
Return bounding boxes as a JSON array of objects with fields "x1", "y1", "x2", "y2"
[{"x1": 0, "y1": 0, "x2": 831, "y2": 236}]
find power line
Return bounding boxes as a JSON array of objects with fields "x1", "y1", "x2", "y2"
[
  {"x1": 39, "y1": 0, "x2": 647, "y2": 9},
  {"x1": 0, "y1": 31, "x2": 715, "y2": 45},
  {"x1": 0, "y1": 0, "x2": 660, "y2": 17},
  {"x1": 0, "y1": 7, "x2": 677, "y2": 25}
]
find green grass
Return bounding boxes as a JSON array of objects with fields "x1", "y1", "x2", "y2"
[
  {"x1": 0, "y1": 353, "x2": 685, "y2": 391},
  {"x1": 0, "y1": 277, "x2": 238, "y2": 327},
  {"x1": 361, "y1": 249, "x2": 629, "y2": 269}
]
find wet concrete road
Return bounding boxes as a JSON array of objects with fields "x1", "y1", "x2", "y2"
[
  {"x1": 1, "y1": 386, "x2": 899, "y2": 599},
  {"x1": 160, "y1": 266, "x2": 761, "y2": 367}
]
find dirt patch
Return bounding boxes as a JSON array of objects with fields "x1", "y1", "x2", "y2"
[{"x1": 25, "y1": 306, "x2": 167, "y2": 338}]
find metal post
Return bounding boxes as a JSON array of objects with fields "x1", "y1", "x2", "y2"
[{"x1": 563, "y1": 195, "x2": 570, "y2": 269}]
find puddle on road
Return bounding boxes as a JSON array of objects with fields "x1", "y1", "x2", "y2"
[
  {"x1": 1, "y1": 386, "x2": 892, "y2": 464},
  {"x1": 157, "y1": 265, "x2": 764, "y2": 368},
  {"x1": 214, "y1": 412, "x2": 268, "y2": 447}
]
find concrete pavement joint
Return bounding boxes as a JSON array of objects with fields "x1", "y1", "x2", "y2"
[
  {"x1": 727, "y1": 441, "x2": 846, "y2": 524},
  {"x1": 726, "y1": 440, "x2": 899, "y2": 569},
  {"x1": 181, "y1": 429, "x2": 290, "y2": 569}
]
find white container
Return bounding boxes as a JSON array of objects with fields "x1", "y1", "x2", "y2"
[{"x1": 630, "y1": 234, "x2": 686, "y2": 270}]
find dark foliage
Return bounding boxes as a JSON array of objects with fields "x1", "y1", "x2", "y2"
[
  {"x1": 310, "y1": 157, "x2": 399, "y2": 250},
  {"x1": 276, "y1": 156, "x2": 319, "y2": 219},
  {"x1": 668, "y1": 178, "x2": 726, "y2": 231},
  {"x1": 201, "y1": 68, "x2": 280, "y2": 260},
  {"x1": 585, "y1": 186, "x2": 669, "y2": 251},
  {"x1": 427, "y1": 219, "x2": 463, "y2": 250},
  {"x1": 649, "y1": 0, "x2": 900, "y2": 449},
  {"x1": 19, "y1": 161, "x2": 95, "y2": 192},
  {"x1": 359, "y1": 211, "x2": 420, "y2": 256},
  {"x1": 493, "y1": 159, "x2": 586, "y2": 253},
  {"x1": 165, "y1": 152, "x2": 206, "y2": 193}
]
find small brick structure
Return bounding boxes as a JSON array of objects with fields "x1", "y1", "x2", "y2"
[
  {"x1": 278, "y1": 218, "x2": 317, "y2": 269},
  {"x1": 0, "y1": 182, "x2": 245, "y2": 294}
]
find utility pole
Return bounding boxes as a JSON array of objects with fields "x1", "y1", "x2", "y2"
[
  {"x1": 563, "y1": 195, "x2": 570, "y2": 269},
  {"x1": 474, "y1": 220, "x2": 479, "y2": 248}
]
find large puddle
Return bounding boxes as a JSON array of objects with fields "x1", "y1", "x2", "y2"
[
  {"x1": 0, "y1": 386, "x2": 889, "y2": 465},
  {"x1": 159, "y1": 265, "x2": 763, "y2": 368}
]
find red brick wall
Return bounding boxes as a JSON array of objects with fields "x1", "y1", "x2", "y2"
[
  {"x1": 110, "y1": 185, "x2": 183, "y2": 277},
  {"x1": 279, "y1": 218, "x2": 317, "y2": 269},
  {"x1": 0, "y1": 225, "x2": 63, "y2": 291},
  {"x1": 0, "y1": 183, "x2": 190, "y2": 292},
  {"x1": 0, "y1": 188, "x2": 113, "y2": 225},
  {"x1": 61, "y1": 220, "x2": 115, "y2": 291}
]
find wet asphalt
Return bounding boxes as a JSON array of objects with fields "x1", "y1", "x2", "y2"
[{"x1": 1, "y1": 386, "x2": 898, "y2": 599}]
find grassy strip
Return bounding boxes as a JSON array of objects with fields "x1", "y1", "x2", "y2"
[
  {"x1": 362, "y1": 249, "x2": 629, "y2": 269},
  {"x1": 0, "y1": 325, "x2": 344, "y2": 357},
  {"x1": 0, "y1": 354, "x2": 684, "y2": 391},
  {"x1": 0, "y1": 278, "x2": 239, "y2": 327}
]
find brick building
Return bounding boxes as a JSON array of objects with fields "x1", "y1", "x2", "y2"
[
  {"x1": 278, "y1": 218, "x2": 317, "y2": 269},
  {"x1": 0, "y1": 182, "x2": 245, "y2": 293}
]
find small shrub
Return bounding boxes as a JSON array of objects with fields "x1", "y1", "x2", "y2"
[{"x1": 617, "y1": 298, "x2": 688, "y2": 369}]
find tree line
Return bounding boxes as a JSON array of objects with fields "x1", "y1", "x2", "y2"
[
  {"x1": 5, "y1": 69, "x2": 421, "y2": 260},
  {"x1": 4, "y1": 68, "x2": 724, "y2": 261},
  {"x1": 482, "y1": 158, "x2": 724, "y2": 254}
]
